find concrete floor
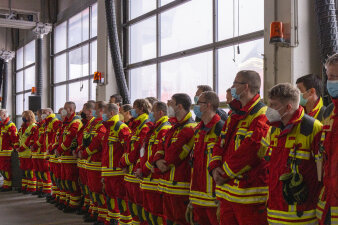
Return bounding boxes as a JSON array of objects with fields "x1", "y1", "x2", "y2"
[{"x1": 0, "y1": 191, "x2": 88, "y2": 225}]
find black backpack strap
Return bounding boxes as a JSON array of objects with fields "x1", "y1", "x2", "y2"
[
  {"x1": 300, "y1": 114, "x2": 315, "y2": 136},
  {"x1": 316, "y1": 106, "x2": 326, "y2": 122},
  {"x1": 114, "y1": 121, "x2": 123, "y2": 132},
  {"x1": 214, "y1": 120, "x2": 225, "y2": 136},
  {"x1": 323, "y1": 103, "x2": 334, "y2": 120},
  {"x1": 249, "y1": 101, "x2": 265, "y2": 115}
]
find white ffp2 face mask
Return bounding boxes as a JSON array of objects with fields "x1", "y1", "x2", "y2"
[
  {"x1": 266, "y1": 107, "x2": 281, "y2": 122},
  {"x1": 168, "y1": 106, "x2": 175, "y2": 118}
]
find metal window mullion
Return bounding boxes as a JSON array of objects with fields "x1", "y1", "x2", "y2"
[
  {"x1": 156, "y1": 0, "x2": 161, "y2": 100},
  {"x1": 66, "y1": 19, "x2": 70, "y2": 102},
  {"x1": 88, "y1": 4, "x2": 92, "y2": 100},
  {"x1": 52, "y1": 37, "x2": 97, "y2": 58},
  {"x1": 213, "y1": 0, "x2": 218, "y2": 94},
  {"x1": 123, "y1": 0, "x2": 130, "y2": 90},
  {"x1": 15, "y1": 63, "x2": 35, "y2": 73}
]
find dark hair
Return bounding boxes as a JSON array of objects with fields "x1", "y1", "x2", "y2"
[
  {"x1": 110, "y1": 94, "x2": 123, "y2": 104},
  {"x1": 197, "y1": 85, "x2": 213, "y2": 92},
  {"x1": 200, "y1": 91, "x2": 219, "y2": 112},
  {"x1": 65, "y1": 101, "x2": 76, "y2": 111},
  {"x1": 153, "y1": 101, "x2": 168, "y2": 115},
  {"x1": 237, "y1": 70, "x2": 261, "y2": 94},
  {"x1": 172, "y1": 93, "x2": 192, "y2": 112},
  {"x1": 96, "y1": 101, "x2": 107, "y2": 110},
  {"x1": 84, "y1": 102, "x2": 95, "y2": 111},
  {"x1": 121, "y1": 104, "x2": 132, "y2": 112},
  {"x1": 296, "y1": 74, "x2": 322, "y2": 97}
]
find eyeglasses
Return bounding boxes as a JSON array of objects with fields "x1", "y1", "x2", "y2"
[
  {"x1": 197, "y1": 101, "x2": 207, "y2": 105},
  {"x1": 233, "y1": 81, "x2": 247, "y2": 85}
]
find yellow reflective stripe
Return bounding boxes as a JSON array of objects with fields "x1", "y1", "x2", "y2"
[
  {"x1": 109, "y1": 145, "x2": 114, "y2": 168},
  {"x1": 189, "y1": 190, "x2": 215, "y2": 200},
  {"x1": 179, "y1": 144, "x2": 191, "y2": 160},
  {"x1": 169, "y1": 167, "x2": 175, "y2": 181},
  {"x1": 124, "y1": 174, "x2": 140, "y2": 183},
  {"x1": 332, "y1": 207, "x2": 338, "y2": 215},
  {"x1": 108, "y1": 137, "x2": 119, "y2": 142},
  {"x1": 245, "y1": 131, "x2": 253, "y2": 138},
  {"x1": 261, "y1": 137, "x2": 269, "y2": 147},
  {"x1": 211, "y1": 156, "x2": 222, "y2": 161},
  {"x1": 86, "y1": 147, "x2": 98, "y2": 156},
  {"x1": 145, "y1": 161, "x2": 152, "y2": 170},
  {"x1": 189, "y1": 195, "x2": 217, "y2": 207},
  {"x1": 124, "y1": 154, "x2": 131, "y2": 165},
  {"x1": 267, "y1": 208, "x2": 316, "y2": 220},
  {"x1": 268, "y1": 218, "x2": 317, "y2": 225},
  {"x1": 155, "y1": 150, "x2": 164, "y2": 155},
  {"x1": 288, "y1": 149, "x2": 310, "y2": 160},
  {"x1": 61, "y1": 143, "x2": 67, "y2": 150},
  {"x1": 217, "y1": 183, "x2": 268, "y2": 195},
  {"x1": 236, "y1": 128, "x2": 247, "y2": 136},
  {"x1": 216, "y1": 188, "x2": 267, "y2": 204},
  {"x1": 222, "y1": 161, "x2": 240, "y2": 179}
]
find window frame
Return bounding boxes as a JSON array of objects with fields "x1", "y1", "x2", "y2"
[
  {"x1": 123, "y1": 0, "x2": 264, "y2": 102},
  {"x1": 51, "y1": 3, "x2": 98, "y2": 112}
]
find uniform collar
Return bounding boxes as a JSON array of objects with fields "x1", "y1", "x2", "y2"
[
  {"x1": 46, "y1": 113, "x2": 56, "y2": 121},
  {"x1": 197, "y1": 113, "x2": 220, "y2": 134},
  {"x1": 177, "y1": 112, "x2": 192, "y2": 125},
  {"x1": 154, "y1": 116, "x2": 169, "y2": 128},
  {"x1": 107, "y1": 114, "x2": 120, "y2": 122},
  {"x1": 269, "y1": 106, "x2": 304, "y2": 136},
  {"x1": 231, "y1": 94, "x2": 261, "y2": 116},
  {"x1": 308, "y1": 97, "x2": 323, "y2": 117},
  {"x1": 1, "y1": 117, "x2": 9, "y2": 125},
  {"x1": 64, "y1": 113, "x2": 76, "y2": 122}
]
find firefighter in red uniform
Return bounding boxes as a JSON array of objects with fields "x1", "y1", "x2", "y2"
[
  {"x1": 137, "y1": 101, "x2": 172, "y2": 225},
  {"x1": 316, "y1": 54, "x2": 338, "y2": 224},
  {"x1": 0, "y1": 109, "x2": 19, "y2": 191},
  {"x1": 296, "y1": 74, "x2": 326, "y2": 121},
  {"x1": 79, "y1": 101, "x2": 107, "y2": 224},
  {"x1": 55, "y1": 102, "x2": 83, "y2": 213},
  {"x1": 265, "y1": 83, "x2": 322, "y2": 224},
  {"x1": 35, "y1": 108, "x2": 62, "y2": 199},
  {"x1": 120, "y1": 99, "x2": 152, "y2": 225},
  {"x1": 31, "y1": 109, "x2": 44, "y2": 195},
  {"x1": 102, "y1": 103, "x2": 132, "y2": 225},
  {"x1": 120, "y1": 104, "x2": 133, "y2": 127},
  {"x1": 18, "y1": 110, "x2": 37, "y2": 193},
  {"x1": 76, "y1": 103, "x2": 92, "y2": 215},
  {"x1": 153, "y1": 93, "x2": 196, "y2": 225},
  {"x1": 209, "y1": 71, "x2": 269, "y2": 225},
  {"x1": 186, "y1": 91, "x2": 224, "y2": 225}
]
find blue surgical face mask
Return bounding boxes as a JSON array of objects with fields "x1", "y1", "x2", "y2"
[
  {"x1": 131, "y1": 109, "x2": 138, "y2": 118},
  {"x1": 102, "y1": 114, "x2": 108, "y2": 121},
  {"x1": 327, "y1": 80, "x2": 338, "y2": 98},
  {"x1": 148, "y1": 112, "x2": 155, "y2": 123},
  {"x1": 299, "y1": 92, "x2": 308, "y2": 106},
  {"x1": 92, "y1": 110, "x2": 97, "y2": 117},
  {"x1": 193, "y1": 105, "x2": 202, "y2": 118},
  {"x1": 194, "y1": 96, "x2": 199, "y2": 105},
  {"x1": 231, "y1": 88, "x2": 241, "y2": 100},
  {"x1": 55, "y1": 114, "x2": 62, "y2": 120}
]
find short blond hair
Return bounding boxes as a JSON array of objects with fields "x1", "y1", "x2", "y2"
[
  {"x1": 22, "y1": 110, "x2": 36, "y2": 124},
  {"x1": 133, "y1": 99, "x2": 152, "y2": 114},
  {"x1": 325, "y1": 53, "x2": 338, "y2": 68},
  {"x1": 268, "y1": 83, "x2": 300, "y2": 109}
]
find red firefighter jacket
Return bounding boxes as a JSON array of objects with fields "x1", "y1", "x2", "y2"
[
  {"x1": 316, "y1": 98, "x2": 338, "y2": 224},
  {"x1": 56, "y1": 113, "x2": 82, "y2": 164},
  {"x1": 266, "y1": 106, "x2": 322, "y2": 224},
  {"x1": 18, "y1": 122, "x2": 37, "y2": 158},
  {"x1": 189, "y1": 114, "x2": 224, "y2": 207},
  {"x1": 208, "y1": 95, "x2": 270, "y2": 205},
  {"x1": 0, "y1": 117, "x2": 19, "y2": 158},
  {"x1": 154, "y1": 112, "x2": 196, "y2": 197},
  {"x1": 101, "y1": 115, "x2": 131, "y2": 177},
  {"x1": 140, "y1": 116, "x2": 171, "y2": 193}
]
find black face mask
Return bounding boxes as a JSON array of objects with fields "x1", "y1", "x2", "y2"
[
  {"x1": 81, "y1": 112, "x2": 86, "y2": 119},
  {"x1": 22, "y1": 118, "x2": 28, "y2": 123}
]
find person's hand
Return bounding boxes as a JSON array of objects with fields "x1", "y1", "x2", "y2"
[
  {"x1": 212, "y1": 167, "x2": 227, "y2": 185},
  {"x1": 135, "y1": 168, "x2": 142, "y2": 179},
  {"x1": 102, "y1": 179, "x2": 106, "y2": 194},
  {"x1": 55, "y1": 150, "x2": 60, "y2": 157},
  {"x1": 122, "y1": 167, "x2": 129, "y2": 174},
  {"x1": 72, "y1": 150, "x2": 77, "y2": 158},
  {"x1": 78, "y1": 151, "x2": 82, "y2": 159},
  {"x1": 156, "y1": 159, "x2": 169, "y2": 173}
]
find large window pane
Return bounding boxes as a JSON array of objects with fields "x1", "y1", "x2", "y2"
[
  {"x1": 68, "y1": 9, "x2": 89, "y2": 47},
  {"x1": 90, "y1": 79, "x2": 97, "y2": 100},
  {"x1": 130, "y1": 16, "x2": 156, "y2": 64},
  {"x1": 69, "y1": 81, "x2": 89, "y2": 111},
  {"x1": 16, "y1": 71, "x2": 23, "y2": 92},
  {"x1": 16, "y1": 48, "x2": 23, "y2": 70},
  {"x1": 69, "y1": 45, "x2": 89, "y2": 80},
  {"x1": 90, "y1": 41, "x2": 97, "y2": 74},
  {"x1": 16, "y1": 117, "x2": 23, "y2": 130},
  {"x1": 24, "y1": 66, "x2": 36, "y2": 90},
  {"x1": 160, "y1": 0, "x2": 212, "y2": 56},
  {"x1": 218, "y1": 0, "x2": 264, "y2": 41},
  {"x1": 54, "y1": 85, "x2": 67, "y2": 112},
  {"x1": 54, "y1": 21, "x2": 67, "y2": 53},
  {"x1": 129, "y1": 0, "x2": 156, "y2": 20},
  {"x1": 24, "y1": 41, "x2": 35, "y2": 66},
  {"x1": 54, "y1": 54, "x2": 67, "y2": 83},
  {"x1": 16, "y1": 94, "x2": 24, "y2": 115},
  {"x1": 218, "y1": 39, "x2": 264, "y2": 101},
  {"x1": 24, "y1": 92, "x2": 30, "y2": 111},
  {"x1": 130, "y1": 65, "x2": 156, "y2": 102},
  {"x1": 91, "y1": 3, "x2": 98, "y2": 37},
  {"x1": 161, "y1": 51, "x2": 213, "y2": 102}
]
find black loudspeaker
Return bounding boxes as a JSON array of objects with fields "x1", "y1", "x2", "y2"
[{"x1": 28, "y1": 96, "x2": 41, "y2": 112}]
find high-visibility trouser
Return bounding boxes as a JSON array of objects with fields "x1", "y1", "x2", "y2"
[
  {"x1": 61, "y1": 162, "x2": 81, "y2": 208},
  {"x1": 49, "y1": 161, "x2": 58, "y2": 198},
  {"x1": 87, "y1": 169, "x2": 107, "y2": 222},
  {"x1": 125, "y1": 181, "x2": 148, "y2": 225},
  {"x1": 104, "y1": 176, "x2": 132, "y2": 224},
  {"x1": 78, "y1": 165, "x2": 89, "y2": 211},
  {"x1": 32, "y1": 157, "x2": 43, "y2": 191},
  {"x1": 0, "y1": 156, "x2": 12, "y2": 189},
  {"x1": 36, "y1": 158, "x2": 52, "y2": 193},
  {"x1": 53, "y1": 161, "x2": 62, "y2": 201},
  {"x1": 19, "y1": 157, "x2": 36, "y2": 192},
  {"x1": 162, "y1": 194, "x2": 190, "y2": 225},
  {"x1": 142, "y1": 191, "x2": 164, "y2": 225},
  {"x1": 192, "y1": 204, "x2": 218, "y2": 225}
]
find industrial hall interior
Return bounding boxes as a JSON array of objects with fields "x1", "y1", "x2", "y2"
[{"x1": 0, "y1": 0, "x2": 337, "y2": 225}]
